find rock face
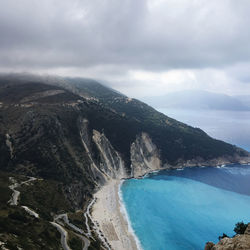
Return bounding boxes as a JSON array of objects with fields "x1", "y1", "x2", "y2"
[
  {"x1": 80, "y1": 122, "x2": 161, "y2": 180},
  {"x1": 205, "y1": 224, "x2": 250, "y2": 250},
  {"x1": 92, "y1": 129, "x2": 127, "y2": 179},
  {"x1": 130, "y1": 132, "x2": 161, "y2": 177},
  {"x1": 79, "y1": 117, "x2": 108, "y2": 185}
]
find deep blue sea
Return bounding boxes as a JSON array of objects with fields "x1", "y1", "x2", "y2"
[{"x1": 120, "y1": 165, "x2": 250, "y2": 250}]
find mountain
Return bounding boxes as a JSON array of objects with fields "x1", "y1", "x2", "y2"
[
  {"x1": 0, "y1": 74, "x2": 249, "y2": 249},
  {"x1": 142, "y1": 90, "x2": 250, "y2": 110}
]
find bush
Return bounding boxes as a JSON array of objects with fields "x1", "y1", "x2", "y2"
[
  {"x1": 8, "y1": 211, "x2": 29, "y2": 223},
  {"x1": 234, "y1": 222, "x2": 248, "y2": 234}
]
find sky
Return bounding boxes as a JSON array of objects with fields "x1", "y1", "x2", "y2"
[{"x1": 0, "y1": 0, "x2": 250, "y2": 98}]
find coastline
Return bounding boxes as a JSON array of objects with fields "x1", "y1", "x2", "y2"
[
  {"x1": 91, "y1": 179, "x2": 140, "y2": 250},
  {"x1": 90, "y1": 161, "x2": 250, "y2": 249}
]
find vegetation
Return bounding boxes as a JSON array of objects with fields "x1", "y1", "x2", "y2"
[
  {"x1": 0, "y1": 171, "x2": 62, "y2": 249},
  {"x1": 218, "y1": 221, "x2": 249, "y2": 241},
  {"x1": 68, "y1": 232, "x2": 83, "y2": 250},
  {"x1": 19, "y1": 179, "x2": 73, "y2": 220},
  {"x1": 68, "y1": 211, "x2": 87, "y2": 231},
  {"x1": 234, "y1": 221, "x2": 248, "y2": 234}
]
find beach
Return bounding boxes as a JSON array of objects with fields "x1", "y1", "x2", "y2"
[{"x1": 91, "y1": 179, "x2": 139, "y2": 250}]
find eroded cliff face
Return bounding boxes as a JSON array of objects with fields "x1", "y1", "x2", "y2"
[
  {"x1": 130, "y1": 132, "x2": 162, "y2": 177},
  {"x1": 205, "y1": 224, "x2": 250, "y2": 250},
  {"x1": 92, "y1": 129, "x2": 128, "y2": 179},
  {"x1": 79, "y1": 118, "x2": 108, "y2": 185},
  {"x1": 79, "y1": 119, "x2": 162, "y2": 181},
  {"x1": 79, "y1": 118, "x2": 128, "y2": 184},
  {"x1": 79, "y1": 124, "x2": 250, "y2": 183}
]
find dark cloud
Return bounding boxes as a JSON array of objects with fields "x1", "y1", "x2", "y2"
[{"x1": 0, "y1": 0, "x2": 250, "y2": 71}]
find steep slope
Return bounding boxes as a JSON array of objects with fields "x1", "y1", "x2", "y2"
[{"x1": 57, "y1": 77, "x2": 249, "y2": 166}]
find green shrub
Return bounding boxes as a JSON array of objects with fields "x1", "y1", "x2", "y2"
[{"x1": 234, "y1": 222, "x2": 248, "y2": 234}]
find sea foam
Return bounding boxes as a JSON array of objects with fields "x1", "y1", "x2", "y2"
[{"x1": 118, "y1": 180, "x2": 143, "y2": 250}]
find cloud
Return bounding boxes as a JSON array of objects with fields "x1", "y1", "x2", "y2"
[
  {"x1": 0, "y1": 0, "x2": 250, "y2": 97},
  {"x1": 226, "y1": 63, "x2": 250, "y2": 84}
]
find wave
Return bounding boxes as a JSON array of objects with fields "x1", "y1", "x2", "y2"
[
  {"x1": 176, "y1": 168, "x2": 184, "y2": 171},
  {"x1": 216, "y1": 164, "x2": 226, "y2": 169},
  {"x1": 140, "y1": 170, "x2": 161, "y2": 179}
]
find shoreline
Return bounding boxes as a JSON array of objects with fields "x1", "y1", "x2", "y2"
[
  {"x1": 90, "y1": 162, "x2": 250, "y2": 249},
  {"x1": 91, "y1": 179, "x2": 140, "y2": 250},
  {"x1": 133, "y1": 161, "x2": 250, "y2": 179},
  {"x1": 118, "y1": 180, "x2": 142, "y2": 250}
]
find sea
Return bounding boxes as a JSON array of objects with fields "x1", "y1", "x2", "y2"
[
  {"x1": 120, "y1": 109, "x2": 250, "y2": 250},
  {"x1": 120, "y1": 165, "x2": 250, "y2": 250}
]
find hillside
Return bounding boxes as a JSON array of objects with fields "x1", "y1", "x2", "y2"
[{"x1": 0, "y1": 74, "x2": 249, "y2": 249}]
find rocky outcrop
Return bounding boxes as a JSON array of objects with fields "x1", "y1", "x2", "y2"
[
  {"x1": 130, "y1": 132, "x2": 162, "y2": 177},
  {"x1": 205, "y1": 224, "x2": 250, "y2": 250}
]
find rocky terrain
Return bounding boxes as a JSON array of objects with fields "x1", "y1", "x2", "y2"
[
  {"x1": 205, "y1": 224, "x2": 250, "y2": 250},
  {"x1": 0, "y1": 73, "x2": 249, "y2": 249}
]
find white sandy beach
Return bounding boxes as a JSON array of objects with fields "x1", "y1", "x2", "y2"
[{"x1": 91, "y1": 179, "x2": 139, "y2": 250}]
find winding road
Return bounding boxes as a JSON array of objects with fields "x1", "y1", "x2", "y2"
[
  {"x1": 54, "y1": 213, "x2": 90, "y2": 250},
  {"x1": 50, "y1": 221, "x2": 71, "y2": 250},
  {"x1": 8, "y1": 176, "x2": 37, "y2": 206},
  {"x1": 8, "y1": 176, "x2": 91, "y2": 250}
]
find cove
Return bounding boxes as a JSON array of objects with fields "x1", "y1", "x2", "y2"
[{"x1": 120, "y1": 165, "x2": 250, "y2": 250}]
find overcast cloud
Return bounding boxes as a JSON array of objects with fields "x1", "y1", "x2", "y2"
[{"x1": 0, "y1": 0, "x2": 250, "y2": 97}]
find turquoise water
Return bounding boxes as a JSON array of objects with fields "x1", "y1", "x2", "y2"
[{"x1": 121, "y1": 165, "x2": 250, "y2": 250}]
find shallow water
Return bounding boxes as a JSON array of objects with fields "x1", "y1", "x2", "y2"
[{"x1": 121, "y1": 165, "x2": 250, "y2": 250}]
